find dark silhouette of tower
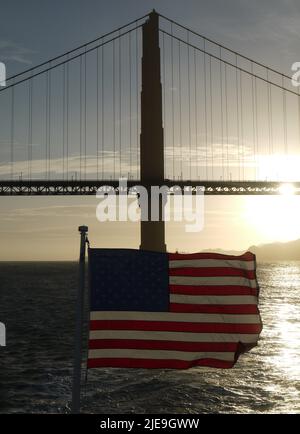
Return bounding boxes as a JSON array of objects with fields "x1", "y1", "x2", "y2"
[{"x1": 140, "y1": 10, "x2": 166, "y2": 252}]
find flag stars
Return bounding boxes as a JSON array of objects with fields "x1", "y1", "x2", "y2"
[{"x1": 89, "y1": 249, "x2": 170, "y2": 311}]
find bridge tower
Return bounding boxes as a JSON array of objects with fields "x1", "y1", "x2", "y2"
[{"x1": 140, "y1": 10, "x2": 166, "y2": 252}]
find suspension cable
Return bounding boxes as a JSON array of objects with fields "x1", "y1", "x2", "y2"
[
  {"x1": 162, "y1": 31, "x2": 167, "y2": 179},
  {"x1": 0, "y1": 25, "x2": 144, "y2": 94},
  {"x1": 194, "y1": 48, "x2": 198, "y2": 180},
  {"x1": 119, "y1": 30, "x2": 122, "y2": 178},
  {"x1": 136, "y1": 23, "x2": 139, "y2": 180},
  {"x1": 113, "y1": 39, "x2": 116, "y2": 180},
  {"x1": 159, "y1": 29, "x2": 299, "y2": 97},
  {"x1": 5, "y1": 14, "x2": 149, "y2": 84},
  {"x1": 129, "y1": 31, "x2": 132, "y2": 179},
  {"x1": 84, "y1": 49, "x2": 87, "y2": 181},
  {"x1": 254, "y1": 75, "x2": 259, "y2": 181},
  {"x1": 239, "y1": 69, "x2": 244, "y2": 181},
  {"x1": 62, "y1": 64, "x2": 66, "y2": 180},
  {"x1": 96, "y1": 47, "x2": 99, "y2": 180},
  {"x1": 171, "y1": 23, "x2": 175, "y2": 180},
  {"x1": 250, "y1": 63, "x2": 255, "y2": 180},
  {"x1": 79, "y1": 56, "x2": 82, "y2": 181},
  {"x1": 219, "y1": 49, "x2": 224, "y2": 180},
  {"x1": 28, "y1": 76, "x2": 33, "y2": 180},
  {"x1": 224, "y1": 64, "x2": 229, "y2": 180},
  {"x1": 66, "y1": 61, "x2": 69, "y2": 180},
  {"x1": 158, "y1": 13, "x2": 293, "y2": 83},
  {"x1": 187, "y1": 30, "x2": 192, "y2": 181},
  {"x1": 10, "y1": 87, "x2": 14, "y2": 180},
  {"x1": 178, "y1": 40, "x2": 183, "y2": 180},
  {"x1": 101, "y1": 45, "x2": 104, "y2": 180},
  {"x1": 209, "y1": 56, "x2": 213, "y2": 180},
  {"x1": 282, "y1": 75, "x2": 287, "y2": 156},
  {"x1": 236, "y1": 55, "x2": 240, "y2": 181},
  {"x1": 203, "y1": 42, "x2": 208, "y2": 181}
]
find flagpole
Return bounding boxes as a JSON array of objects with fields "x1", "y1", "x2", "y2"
[{"x1": 71, "y1": 225, "x2": 88, "y2": 414}]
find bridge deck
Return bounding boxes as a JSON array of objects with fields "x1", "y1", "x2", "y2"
[{"x1": 0, "y1": 180, "x2": 299, "y2": 195}]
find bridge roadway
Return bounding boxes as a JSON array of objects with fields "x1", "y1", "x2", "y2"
[{"x1": 0, "y1": 180, "x2": 299, "y2": 195}]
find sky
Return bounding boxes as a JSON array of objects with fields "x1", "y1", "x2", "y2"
[
  {"x1": 2, "y1": 0, "x2": 300, "y2": 77},
  {"x1": 1, "y1": 0, "x2": 300, "y2": 260}
]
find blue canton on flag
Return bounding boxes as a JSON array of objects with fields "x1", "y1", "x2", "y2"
[{"x1": 89, "y1": 249, "x2": 169, "y2": 311}]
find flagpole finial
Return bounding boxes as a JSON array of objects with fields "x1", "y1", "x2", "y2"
[{"x1": 78, "y1": 225, "x2": 88, "y2": 234}]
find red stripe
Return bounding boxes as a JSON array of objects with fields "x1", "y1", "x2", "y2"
[
  {"x1": 168, "y1": 251, "x2": 255, "y2": 261},
  {"x1": 89, "y1": 339, "x2": 238, "y2": 352},
  {"x1": 170, "y1": 303, "x2": 259, "y2": 314},
  {"x1": 87, "y1": 357, "x2": 236, "y2": 369},
  {"x1": 169, "y1": 284, "x2": 258, "y2": 296},
  {"x1": 90, "y1": 320, "x2": 262, "y2": 334},
  {"x1": 169, "y1": 267, "x2": 255, "y2": 279}
]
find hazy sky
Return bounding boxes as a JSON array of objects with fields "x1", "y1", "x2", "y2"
[
  {"x1": 2, "y1": 0, "x2": 300, "y2": 77},
  {"x1": 1, "y1": 0, "x2": 300, "y2": 260}
]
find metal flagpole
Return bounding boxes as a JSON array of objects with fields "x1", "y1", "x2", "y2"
[{"x1": 71, "y1": 225, "x2": 88, "y2": 414}]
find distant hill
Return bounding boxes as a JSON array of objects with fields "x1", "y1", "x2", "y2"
[
  {"x1": 203, "y1": 239, "x2": 300, "y2": 261},
  {"x1": 249, "y1": 239, "x2": 300, "y2": 261}
]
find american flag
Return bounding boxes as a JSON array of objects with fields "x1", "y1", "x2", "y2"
[{"x1": 87, "y1": 249, "x2": 262, "y2": 369}]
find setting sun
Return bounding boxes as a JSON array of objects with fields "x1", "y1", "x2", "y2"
[
  {"x1": 279, "y1": 183, "x2": 296, "y2": 196},
  {"x1": 243, "y1": 195, "x2": 300, "y2": 242}
]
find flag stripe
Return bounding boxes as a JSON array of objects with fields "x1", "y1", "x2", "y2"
[
  {"x1": 169, "y1": 259, "x2": 255, "y2": 270},
  {"x1": 168, "y1": 252, "x2": 254, "y2": 261},
  {"x1": 90, "y1": 311, "x2": 261, "y2": 324},
  {"x1": 90, "y1": 320, "x2": 262, "y2": 334},
  {"x1": 170, "y1": 303, "x2": 259, "y2": 314},
  {"x1": 87, "y1": 358, "x2": 236, "y2": 369},
  {"x1": 89, "y1": 339, "x2": 239, "y2": 352},
  {"x1": 170, "y1": 294, "x2": 258, "y2": 305},
  {"x1": 89, "y1": 329, "x2": 260, "y2": 343},
  {"x1": 169, "y1": 267, "x2": 256, "y2": 278},
  {"x1": 169, "y1": 285, "x2": 258, "y2": 296},
  {"x1": 88, "y1": 348, "x2": 236, "y2": 362},
  {"x1": 169, "y1": 275, "x2": 257, "y2": 288}
]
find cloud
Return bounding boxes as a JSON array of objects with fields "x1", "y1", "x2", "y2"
[
  {"x1": 0, "y1": 40, "x2": 35, "y2": 66},
  {"x1": 0, "y1": 146, "x2": 291, "y2": 182},
  {"x1": 184, "y1": 0, "x2": 300, "y2": 74},
  {"x1": 0, "y1": 204, "x2": 96, "y2": 221},
  {"x1": 0, "y1": 152, "x2": 139, "y2": 178}
]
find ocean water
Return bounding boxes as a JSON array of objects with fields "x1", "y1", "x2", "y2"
[{"x1": 0, "y1": 261, "x2": 299, "y2": 414}]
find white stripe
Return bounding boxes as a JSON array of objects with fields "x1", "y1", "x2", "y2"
[
  {"x1": 170, "y1": 275, "x2": 257, "y2": 288},
  {"x1": 88, "y1": 348, "x2": 235, "y2": 362},
  {"x1": 89, "y1": 329, "x2": 260, "y2": 343},
  {"x1": 169, "y1": 259, "x2": 255, "y2": 270},
  {"x1": 170, "y1": 294, "x2": 258, "y2": 305},
  {"x1": 90, "y1": 311, "x2": 260, "y2": 323}
]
